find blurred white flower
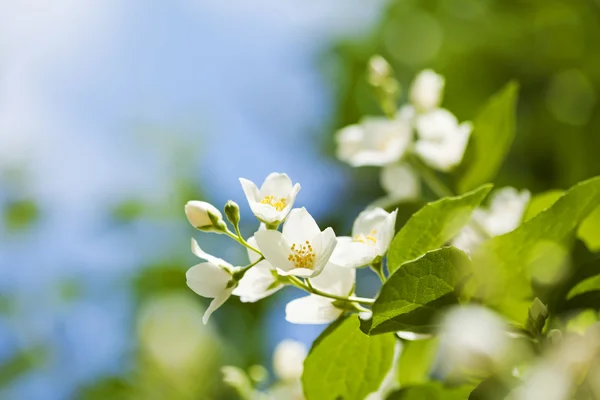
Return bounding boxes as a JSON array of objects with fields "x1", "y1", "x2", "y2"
[
  {"x1": 452, "y1": 187, "x2": 531, "y2": 254},
  {"x1": 330, "y1": 207, "x2": 398, "y2": 269},
  {"x1": 410, "y1": 69, "x2": 445, "y2": 112},
  {"x1": 233, "y1": 235, "x2": 283, "y2": 303},
  {"x1": 285, "y1": 263, "x2": 355, "y2": 324},
  {"x1": 380, "y1": 163, "x2": 421, "y2": 202},
  {"x1": 335, "y1": 116, "x2": 412, "y2": 167},
  {"x1": 414, "y1": 108, "x2": 472, "y2": 171},
  {"x1": 186, "y1": 239, "x2": 236, "y2": 324},
  {"x1": 255, "y1": 208, "x2": 337, "y2": 278},
  {"x1": 436, "y1": 305, "x2": 509, "y2": 377},
  {"x1": 185, "y1": 200, "x2": 224, "y2": 232},
  {"x1": 240, "y1": 173, "x2": 301, "y2": 225},
  {"x1": 273, "y1": 339, "x2": 307, "y2": 382}
]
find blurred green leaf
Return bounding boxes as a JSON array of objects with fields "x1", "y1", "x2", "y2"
[
  {"x1": 577, "y1": 205, "x2": 600, "y2": 252},
  {"x1": 457, "y1": 82, "x2": 519, "y2": 193},
  {"x1": 388, "y1": 184, "x2": 491, "y2": 274},
  {"x1": 523, "y1": 190, "x2": 563, "y2": 222},
  {"x1": 397, "y1": 338, "x2": 438, "y2": 386},
  {"x1": 472, "y1": 176, "x2": 600, "y2": 321},
  {"x1": 362, "y1": 247, "x2": 471, "y2": 335},
  {"x1": 303, "y1": 316, "x2": 396, "y2": 400},
  {"x1": 386, "y1": 382, "x2": 474, "y2": 400},
  {"x1": 567, "y1": 274, "x2": 600, "y2": 300},
  {"x1": 4, "y1": 199, "x2": 39, "y2": 230}
]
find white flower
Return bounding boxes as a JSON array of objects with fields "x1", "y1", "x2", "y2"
[
  {"x1": 232, "y1": 234, "x2": 283, "y2": 303},
  {"x1": 410, "y1": 69, "x2": 445, "y2": 112},
  {"x1": 330, "y1": 208, "x2": 398, "y2": 269},
  {"x1": 452, "y1": 187, "x2": 531, "y2": 254},
  {"x1": 335, "y1": 116, "x2": 412, "y2": 167},
  {"x1": 273, "y1": 339, "x2": 307, "y2": 382},
  {"x1": 186, "y1": 239, "x2": 236, "y2": 324},
  {"x1": 255, "y1": 208, "x2": 337, "y2": 278},
  {"x1": 380, "y1": 163, "x2": 421, "y2": 201},
  {"x1": 239, "y1": 173, "x2": 301, "y2": 225},
  {"x1": 436, "y1": 305, "x2": 509, "y2": 377},
  {"x1": 185, "y1": 200, "x2": 224, "y2": 232},
  {"x1": 285, "y1": 263, "x2": 356, "y2": 324},
  {"x1": 414, "y1": 108, "x2": 472, "y2": 171}
]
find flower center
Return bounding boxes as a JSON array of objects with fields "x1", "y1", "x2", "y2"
[
  {"x1": 353, "y1": 230, "x2": 377, "y2": 246},
  {"x1": 259, "y1": 195, "x2": 287, "y2": 212},
  {"x1": 287, "y1": 240, "x2": 316, "y2": 270}
]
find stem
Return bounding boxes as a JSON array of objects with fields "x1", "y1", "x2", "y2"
[
  {"x1": 225, "y1": 229, "x2": 263, "y2": 256},
  {"x1": 235, "y1": 257, "x2": 264, "y2": 279},
  {"x1": 288, "y1": 276, "x2": 375, "y2": 305},
  {"x1": 370, "y1": 260, "x2": 386, "y2": 283}
]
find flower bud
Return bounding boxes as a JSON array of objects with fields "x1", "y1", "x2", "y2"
[
  {"x1": 224, "y1": 200, "x2": 240, "y2": 227},
  {"x1": 185, "y1": 201, "x2": 225, "y2": 232},
  {"x1": 367, "y1": 55, "x2": 392, "y2": 87}
]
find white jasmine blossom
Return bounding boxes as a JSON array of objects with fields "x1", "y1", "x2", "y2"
[
  {"x1": 380, "y1": 163, "x2": 421, "y2": 201},
  {"x1": 410, "y1": 69, "x2": 445, "y2": 112},
  {"x1": 254, "y1": 208, "x2": 337, "y2": 278},
  {"x1": 186, "y1": 239, "x2": 236, "y2": 324},
  {"x1": 452, "y1": 187, "x2": 531, "y2": 254},
  {"x1": 185, "y1": 200, "x2": 225, "y2": 232},
  {"x1": 335, "y1": 116, "x2": 412, "y2": 167},
  {"x1": 273, "y1": 339, "x2": 307, "y2": 382},
  {"x1": 285, "y1": 263, "x2": 355, "y2": 324},
  {"x1": 239, "y1": 173, "x2": 300, "y2": 225},
  {"x1": 330, "y1": 207, "x2": 398, "y2": 269},
  {"x1": 414, "y1": 108, "x2": 472, "y2": 171},
  {"x1": 232, "y1": 235, "x2": 283, "y2": 303}
]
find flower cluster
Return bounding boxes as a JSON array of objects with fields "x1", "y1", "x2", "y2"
[{"x1": 184, "y1": 172, "x2": 395, "y2": 325}]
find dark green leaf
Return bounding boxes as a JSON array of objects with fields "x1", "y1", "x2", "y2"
[
  {"x1": 388, "y1": 185, "x2": 491, "y2": 274},
  {"x1": 362, "y1": 247, "x2": 471, "y2": 335},
  {"x1": 303, "y1": 316, "x2": 396, "y2": 400},
  {"x1": 386, "y1": 383, "x2": 474, "y2": 400}
]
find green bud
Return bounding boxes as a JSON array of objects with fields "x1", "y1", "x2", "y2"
[
  {"x1": 224, "y1": 200, "x2": 241, "y2": 227},
  {"x1": 526, "y1": 297, "x2": 548, "y2": 336}
]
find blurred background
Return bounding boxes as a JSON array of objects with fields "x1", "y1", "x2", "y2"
[{"x1": 1, "y1": 0, "x2": 600, "y2": 398}]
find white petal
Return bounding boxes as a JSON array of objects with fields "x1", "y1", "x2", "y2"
[
  {"x1": 278, "y1": 267, "x2": 315, "y2": 278},
  {"x1": 309, "y1": 262, "x2": 356, "y2": 296},
  {"x1": 232, "y1": 261, "x2": 282, "y2": 303},
  {"x1": 415, "y1": 108, "x2": 458, "y2": 140},
  {"x1": 186, "y1": 262, "x2": 231, "y2": 298},
  {"x1": 249, "y1": 202, "x2": 284, "y2": 224},
  {"x1": 380, "y1": 163, "x2": 421, "y2": 201},
  {"x1": 410, "y1": 69, "x2": 445, "y2": 112},
  {"x1": 202, "y1": 286, "x2": 234, "y2": 324},
  {"x1": 484, "y1": 187, "x2": 530, "y2": 236},
  {"x1": 329, "y1": 237, "x2": 377, "y2": 269},
  {"x1": 259, "y1": 172, "x2": 294, "y2": 199},
  {"x1": 239, "y1": 178, "x2": 260, "y2": 204},
  {"x1": 335, "y1": 124, "x2": 366, "y2": 164},
  {"x1": 311, "y1": 227, "x2": 337, "y2": 276},
  {"x1": 353, "y1": 208, "x2": 390, "y2": 237},
  {"x1": 282, "y1": 207, "x2": 321, "y2": 244},
  {"x1": 191, "y1": 239, "x2": 232, "y2": 268},
  {"x1": 254, "y1": 230, "x2": 295, "y2": 273},
  {"x1": 377, "y1": 209, "x2": 398, "y2": 256},
  {"x1": 246, "y1": 235, "x2": 264, "y2": 264},
  {"x1": 273, "y1": 340, "x2": 307, "y2": 381},
  {"x1": 285, "y1": 295, "x2": 342, "y2": 325},
  {"x1": 185, "y1": 200, "x2": 222, "y2": 229}
]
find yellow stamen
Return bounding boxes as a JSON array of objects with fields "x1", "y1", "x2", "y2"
[
  {"x1": 287, "y1": 241, "x2": 316, "y2": 270},
  {"x1": 353, "y1": 229, "x2": 377, "y2": 245},
  {"x1": 259, "y1": 195, "x2": 287, "y2": 212}
]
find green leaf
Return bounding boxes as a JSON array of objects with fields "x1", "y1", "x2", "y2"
[
  {"x1": 567, "y1": 274, "x2": 600, "y2": 300},
  {"x1": 386, "y1": 383, "x2": 474, "y2": 400},
  {"x1": 388, "y1": 185, "x2": 492, "y2": 274},
  {"x1": 578, "y1": 205, "x2": 600, "y2": 252},
  {"x1": 523, "y1": 190, "x2": 563, "y2": 222},
  {"x1": 362, "y1": 247, "x2": 471, "y2": 335},
  {"x1": 457, "y1": 81, "x2": 519, "y2": 193},
  {"x1": 302, "y1": 316, "x2": 396, "y2": 400},
  {"x1": 471, "y1": 176, "x2": 600, "y2": 321},
  {"x1": 397, "y1": 338, "x2": 438, "y2": 386}
]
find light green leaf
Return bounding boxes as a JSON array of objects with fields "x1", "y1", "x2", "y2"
[
  {"x1": 578, "y1": 205, "x2": 600, "y2": 252},
  {"x1": 397, "y1": 338, "x2": 438, "y2": 386},
  {"x1": 362, "y1": 247, "x2": 471, "y2": 335},
  {"x1": 523, "y1": 190, "x2": 563, "y2": 222},
  {"x1": 457, "y1": 81, "x2": 519, "y2": 193},
  {"x1": 387, "y1": 185, "x2": 492, "y2": 274},
  {"x1": 567, "y1": 274, "x2": 600, "y2": 300},
  {"x1": 472, "y1": 176, "x2": 600, "y2": 321},
  {"x1": 386, "y1": 383, "x2": 474, "y2": 400},
  {"x1": 302, "y1": 316, "x2": 396, "y2": 400}
]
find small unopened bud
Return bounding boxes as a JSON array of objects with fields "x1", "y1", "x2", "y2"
[
  {"x1": 224, "y1": 200, "x2": 240, "y2": 227},
  {"x1": 185, "y1": 201, "x2": 225, "y2": 232},
  {"x1": 368, "y1": 55, "x2": 392, "y2": 87}
]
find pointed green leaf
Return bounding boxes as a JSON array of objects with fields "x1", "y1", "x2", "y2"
[
  {"x1": 302, "y1": 316, "x2": 396, "y2": 400},
  {"x1": 362, "y1": 247, "x2": 471, "y2": 335},
  {"x1": 388, "y1": 185, "x2": 492, "y2": 273},
  {"x1": 472, "y1": 176, "x2": 600, "y2": 320},
  {"x1": 578, "y1": 205, "x2": 600, "y2": 252},
  {"x1": 457, "y1": 82, "x2": 519, "y2": 193},
  {"x1": 523, "y1": 190, "x2": 563, "y2": 222}
]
